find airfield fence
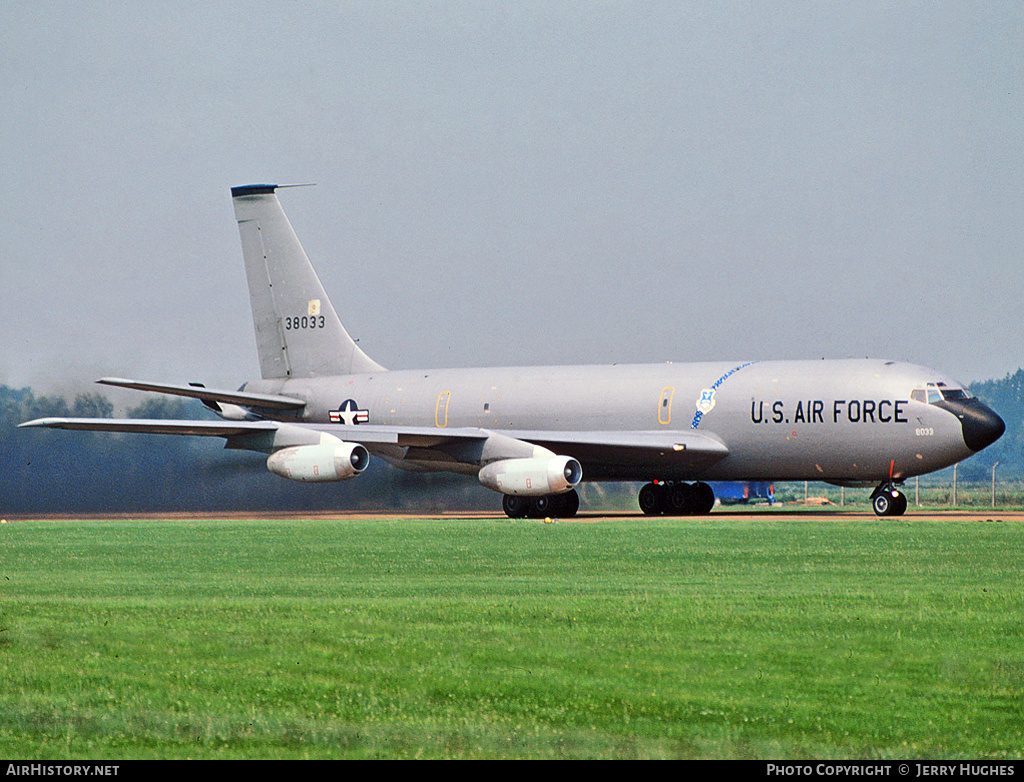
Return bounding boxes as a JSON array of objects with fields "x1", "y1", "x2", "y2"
[
  {"x1": 575, "y1": 478, "x2": 1024, "y2": 512},
  {"x1": 771, "y1": 476, "x2": 1024, "y2": 510}
]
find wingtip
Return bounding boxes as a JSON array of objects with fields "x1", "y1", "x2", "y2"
[{"x1": 18, "y1": 417, "x2": 59, "y2": 428}]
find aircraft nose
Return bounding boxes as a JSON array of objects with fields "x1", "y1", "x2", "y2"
[{"x1": 955, "y1": 399, "x2": 1006, "y2": 452}]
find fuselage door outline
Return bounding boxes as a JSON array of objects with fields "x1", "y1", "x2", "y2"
[
  {"x1": 436, "y1": 391, "x2": 452, "y2": 428},
  {"x1": 659, "y1": 386, "x2": 674, "y2": 425}
]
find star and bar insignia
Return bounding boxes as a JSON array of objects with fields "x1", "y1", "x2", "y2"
[{"x1": 329, "y1": 399, "x2": 369, "y2": 425}]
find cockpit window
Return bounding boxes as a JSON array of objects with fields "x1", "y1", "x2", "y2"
[{"x1": 911, "y1": 383, "x2": 973, "y2": 404}]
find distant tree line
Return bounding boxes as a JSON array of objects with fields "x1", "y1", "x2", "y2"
[
  {"x1": 1, "y1": 386, "x2": 490, "y2": 515},
  {"x1": 1, "y1": 371, "x2": 1020, "y2": 514},
  {"x1": 962, "y1": 369, "x2": 1024, "y2": 479}
]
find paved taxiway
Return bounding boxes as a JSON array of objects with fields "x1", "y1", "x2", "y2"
[
  {"x1": 11, "y1": 509, "x2": 1022, "y2": 523},
  {"x1": 247, "y1": 508, "x2": 1024, "y2": 524}
]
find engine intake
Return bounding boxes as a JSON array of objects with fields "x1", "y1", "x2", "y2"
[
  {"x1": 267, "y1": 442, "x2": 369, "y2": 482},
  {"x1": 478, "y1": 456, "x2": 583, "y2": 496}
]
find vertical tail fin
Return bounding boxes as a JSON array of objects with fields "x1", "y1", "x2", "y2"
[{"x1": 231, "y1": 184, "x2": 385, "y2": 379}]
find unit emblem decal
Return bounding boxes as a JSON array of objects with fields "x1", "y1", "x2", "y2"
[
  {"x1": 691, "y1": 361, "x2": 757, "y2": 429},
  {"x1": 696, "y1": 389, "x2": 717, "y2": 415},
  {"x1": 330, "y1": 399, "x2": 369, "y2": 425}
]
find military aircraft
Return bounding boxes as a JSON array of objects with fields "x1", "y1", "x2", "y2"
[{"x1": 21, "y1": 184, "x2": 1005, "y2": 518}]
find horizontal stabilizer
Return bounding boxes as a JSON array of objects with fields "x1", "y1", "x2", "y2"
[{"x1": 97, "y1": 377, "x2": 306, "y2": 411}]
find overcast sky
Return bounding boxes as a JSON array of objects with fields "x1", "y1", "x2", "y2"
[{"x1": 3, "y1": 2, "x2": 1021, "y2": 404}]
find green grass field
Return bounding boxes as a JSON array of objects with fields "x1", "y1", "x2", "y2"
[{"x1": 1, "y1": 513, "x2": 1022, "y2": 759}]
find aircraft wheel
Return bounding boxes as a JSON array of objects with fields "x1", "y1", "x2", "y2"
[
  {"x1": 665, "y1": 483, "x2": 692, "y2": 515},
  {"x1": 871, "y1": 492, "x2": 891, "y2": 516},
  {"x1": 557, "y1": 489, "x2": 580, "y2": 518},
  {"x1": 872, "y1": 488, "x2": 908, "y2": 517},
  {"x1": 638, "y1": 483, "x2": 664, "y2": 515},
  {"x1": 692, "y1": 482, "x2": 716, "y2": 515},
  {"x1": 526, "y1": 496, "x2": 552, "y2": 519},
  {"x1": 892, "y1": 492, "x2": 907, "y2": 516},
  {"x1": 502, "y1": 494, "x2": 528, "y2": 519},
  {"x1": 872, "y1": 491, "x2": 895, "y2": 516}
]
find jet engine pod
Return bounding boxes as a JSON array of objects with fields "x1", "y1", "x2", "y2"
[
  {"x1": 267, "y1": 442, "x2": 369, "y2": 482},
  {"x1": 478, "y1": 456, "x2": 583, "y2": 496}
]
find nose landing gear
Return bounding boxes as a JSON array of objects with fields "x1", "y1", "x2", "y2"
[{"x1": 870, "y1": 483, "x2": 907, "y2": 516}]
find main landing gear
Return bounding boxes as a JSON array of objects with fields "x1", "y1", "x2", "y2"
[
  {"x1": 870, "y1": 483, "x2": 908, "y2": 517},
  {"x1": 502, "y1": 489, "x2": 580, "y2": 519},
  {"x1": 638, "y1": 481, "x2": 716, "y2": 516}
]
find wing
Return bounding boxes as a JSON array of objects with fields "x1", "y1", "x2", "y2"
[
  {"x1": 499, "y1": 429, "x2": 729, "y2": 480},
  {"x1": 276, "y1": 424, "x2": 730, "y2": 480},
  {"x1": 21, "y1": 415, "x2": 729, "y2": 480},
  {"x1": 19, "y1": 417, "x2": 281, "y2": 437}
]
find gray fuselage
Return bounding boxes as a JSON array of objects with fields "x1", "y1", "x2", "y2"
[{"x1": 244, "y1": 357, "x2": 995, "y2": 485}]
